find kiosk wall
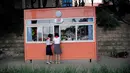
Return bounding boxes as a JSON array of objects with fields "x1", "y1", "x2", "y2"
[{"x1": 24, "y1": 7, "x2": 97, "y2": 61}]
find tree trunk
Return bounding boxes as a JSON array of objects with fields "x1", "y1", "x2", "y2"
[
  {"x1": 38, "y1": 0, "x2": 41, "y2": 8},
  {"x1": 42, "y1": 0, "x2": 47, "y2": 8},
  {"x1": 56, "y1": 0, "x2": 59, "y2": 7},
  {"x1": 31, "y1": 0, "x2": 36, "y2": 8}
]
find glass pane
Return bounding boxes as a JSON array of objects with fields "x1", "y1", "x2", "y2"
[
  {"x1": 37, "y1": 27, "x2": 42, "y2": 41},
  {"x1": 60, "y1": 25, "x2": 76, "y2": 41},
  {"x1": 78, "y1": 18, "x2": 93, "y2": 22},
  {"x1": 77, "y1": 25, "x2": 88, "y2": 40},
  {"x1": 31, "y1": 20, "x2": 37, "y2": 24},
  {"x1": 43, "y1": 26, "x2": 53, "y2": 41},
  {"x1": 62, "y1": 17, "x2": 94, "y2": 23},
  {"x1": 27, "y1": 27, "x2": 37, "y2": 42},
  {"x1": 88, "y1": 25, "x2": 93, "y2": 40},
  {"x1": 78, "y1": 18, "x2": 88, "y2": 22},
  {"x1": 88, "y1": 18, "x2": 93, "y2": 22},
  {"x1": 26, "y1": 20, "x2": 31, "y2": 25},
  {"x1": 27, "y1": 27, "x2": 32, "y2": 41},
  {"x1": 37, "y1": 20, "x2": 50, "y2": 24}
]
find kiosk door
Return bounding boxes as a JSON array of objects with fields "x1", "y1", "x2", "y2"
[{"x1": 54, "y1": 25, "x2": 60, "y2": 37}]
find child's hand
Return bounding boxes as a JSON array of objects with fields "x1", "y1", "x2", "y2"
[
  {"x1": 51, "y1": 41, "x2": 53, "y2": 43},
  {"x1": 51, "y1": 45, "x2": 54, "y2": 49}
]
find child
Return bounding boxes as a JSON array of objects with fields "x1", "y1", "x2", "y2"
[
  {"x1": 53, "y1": 33, "x2": 62, "y2": 64},
  {"x1": 46, "y1": 34, "x2": 53, "y2": 64}
]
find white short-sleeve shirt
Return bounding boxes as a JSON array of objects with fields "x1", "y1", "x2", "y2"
[
  {"x1": 53, "y1": 37, "x2": 60, "y2": 44},
  {"x1": 46, "y1": 38, "x2": 52, "y2": 45}
]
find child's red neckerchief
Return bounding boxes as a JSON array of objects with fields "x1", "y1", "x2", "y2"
[{"x1": 46, "y1": 37, "x2": 50, "y2": 40}]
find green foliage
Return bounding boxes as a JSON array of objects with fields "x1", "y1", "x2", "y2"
[
  {"x1": 91, "y1": 65, "x2": 130, "y2": 73},
  {"x1": 0, "y1": 66, "x2": 88, "y2": 73},
  {"x1": 91, "y1": 65, "x2": 111, "y2": 73},
  {"x1": 90, "y1": 67, "x2": 99, "y2": 73},
  {"x1": 0, "y1": 9, "x2": 23, "y2": 37},
  {"x1": 99, "y1": 65, "x2": 110, "y2": 73},
  {"x1": 96, "y1": 7, "x2": 120, "y2": 31},
  {"x1": 0, "y1": 65, "x2": 130, "y2": 73}
]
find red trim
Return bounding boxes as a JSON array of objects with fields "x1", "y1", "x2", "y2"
[
  {"x1": 46, "y1": 37, "x2": 50, "y2": 40},
  {"x1": 55, "y1": 36, "x2": 58, "y2": 38}
]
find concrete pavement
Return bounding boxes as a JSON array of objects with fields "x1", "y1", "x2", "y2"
[{"x1": 0, "y1": 56, "x2": 130, "y2": 69}]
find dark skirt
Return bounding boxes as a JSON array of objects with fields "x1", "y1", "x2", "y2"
[
  {"x1": 46, "y1": 45, "x2": 53, "y2": 55},
  {"x1": 54, "y1": 44, "x2": 62, "y2": 54}
]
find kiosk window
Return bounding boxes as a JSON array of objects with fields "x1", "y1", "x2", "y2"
[
  {"x1": 43, "y1": 26, "x2": 53, "y2": 41},
  {"x1": 27, "y1": 26, "x2": 53, "y2": 42},
  {"x1": 27, "y1": 27, "x2": 37, "y2": 42},
  {"x1": 26, "y1": 17, "x2": 94, "y2": 43},
  {"x1": 59, "y1": 24, "x2": 94, "y2": 42},
  {"x1": 77, "y1": 25, "x2": 93, "y2": 41},
  {"x1": 60, "y1": 25, "x2": 76, "y2": 41},
  {"x1": 77, "y1": 25, "x2": 88, "y2": 40}
]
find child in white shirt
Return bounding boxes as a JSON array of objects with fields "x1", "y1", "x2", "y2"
[
  {"x1": 46, "y1": 34, "x2": 53, "y2": 64},
  {"x1": 53, "y1": 33, "x2": 62, "y2": 64}
]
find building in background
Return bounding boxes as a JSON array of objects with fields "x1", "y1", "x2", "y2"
[{"x1": 22, "y1": 0, "x2": 102, "y2": 9}]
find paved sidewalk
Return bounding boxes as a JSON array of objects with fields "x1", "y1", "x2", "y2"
[{"x1": 0, "y1": 56, "x2": 129, "y2": 69}]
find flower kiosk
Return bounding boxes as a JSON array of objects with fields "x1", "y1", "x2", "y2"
[{"x1": 24, "y1": 0, "x2": 102, "y2": 62}]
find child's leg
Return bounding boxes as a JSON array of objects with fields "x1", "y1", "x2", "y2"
[
  {"x1": 49, "y1": 55, "x2": 54, "y2": 63},
  {"x1": 57, "y1": 54, "x2": 61, "y2": 64},
  {"x1": 55, "y1": 54, "x2": 58, "y2": 64},
  {"x1": 46, "y1": 55, "x2": 49, "y2": 62},
  {"x1": 50, "y1": 55, "x2": 52, "y2": 61},
  {"x1": 46, "y1": 55, "x2": 50, "y2": 64}
]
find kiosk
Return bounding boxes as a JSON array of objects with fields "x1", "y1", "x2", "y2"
[{"x1": 24, "y1": 0, "x2": 102, "y2": 62}]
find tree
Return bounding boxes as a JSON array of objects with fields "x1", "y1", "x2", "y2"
[
  {"x1": 96, "y1": 0, "x2": 130, "y2": 31},
  {"x1": 0, "y1": 0, "x2": 23, "y2": 36},
  {"x1": 101, "y1": 0, "x2": 130, "y2": 25},
  {"x1": 96, "y1": 7, "x2": 120, "y2": 31}
]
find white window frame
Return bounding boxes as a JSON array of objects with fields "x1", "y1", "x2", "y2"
[
  {"x1": 25, "y1": 17, "x2": 94, "y2": 25},
  {"x1": 59, "y1": 24, "x2": 76, "y2": 42},
  {"x1": 26, "y1": 24, "x2": 54, "y2": 43},
  {"x1": 59, "y1": 23, "x2": 95, "y2": 43},
  {"x1": 25, "y1": 17, "x2": 95, "y2": 43},
  {"x1": 26, "y1": 26, "x2": 43, "y2": 43},
  {"x1": 75, "y1": 24, "x2": 94, "y2": 42},
  {"x1": 42, "y1": 25, "x2": 54, "y2": 42}
]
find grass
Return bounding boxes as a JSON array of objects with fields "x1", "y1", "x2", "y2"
[{"x1": 0, "y1": 65, "x2": 130, "y2": 73}]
